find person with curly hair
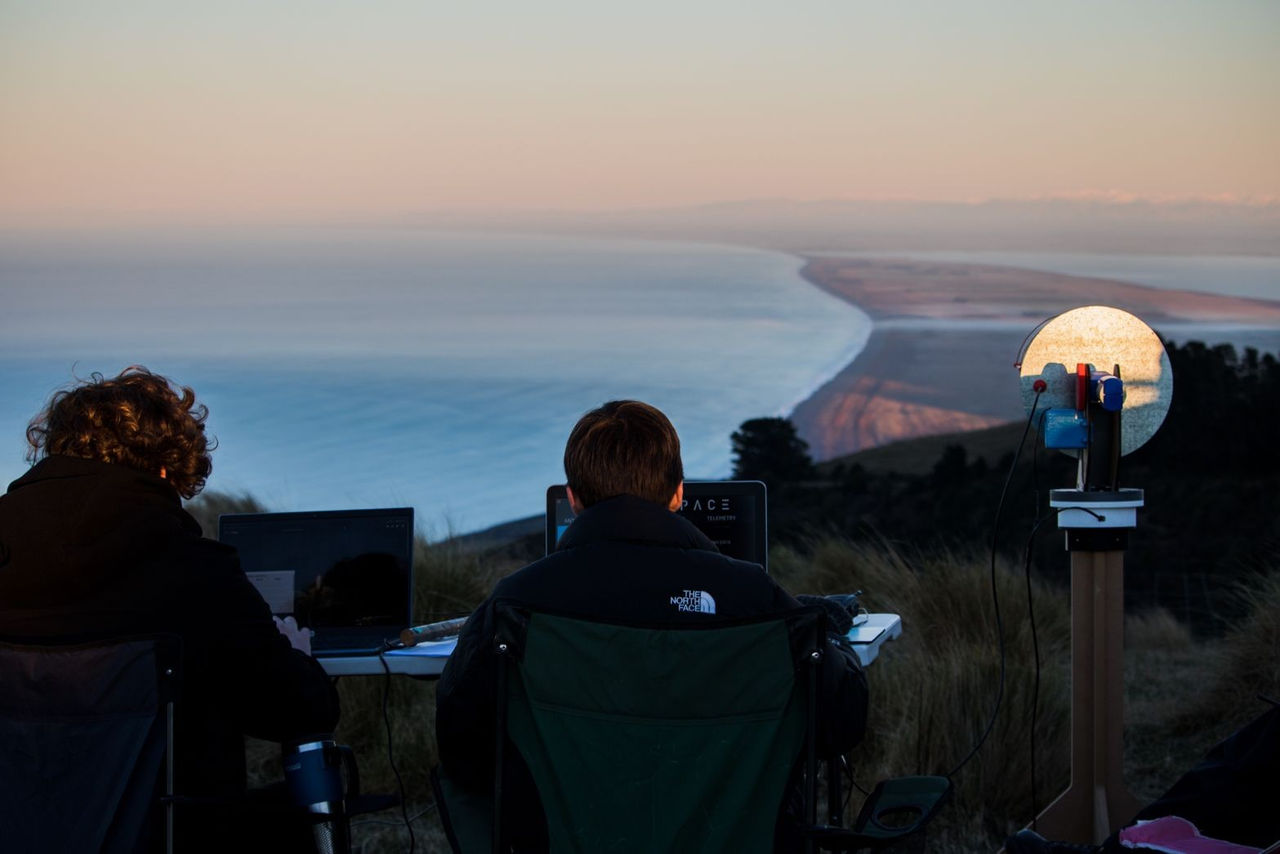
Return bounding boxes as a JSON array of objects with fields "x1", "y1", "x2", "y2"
[
  {"x1": 0, "y1": 366, "x2": 339, "y2": 852},
  {"x1": 23, "y1": 364, "x2": 216, "y2": 499}
]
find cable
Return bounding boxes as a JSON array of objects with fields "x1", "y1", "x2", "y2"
[
  {"x1": 1020, "y1": 505, "x2": 1104, "y2": 830},
  {"x1": 945, "y1": 389, "x2": 1043, "y2": 778},
  {"x1": 1024, "y1": 520, "x2": 1043, "y2": 830},
  {"x1": 349, "y1": 802, "x2": 437, "y2": 830},
  {"x1": 1012, "y1": 314, "x2": 1057, "y2": 371},
  {"x1": 844, "y1": 754, "x2": 869, "y2": 799},
  {"x1": 1032, "y1": 409, "x2": 1049, "y2": 521},
  {"x1": 379, "y1": 652, "x2": 416, "y2": 854}
]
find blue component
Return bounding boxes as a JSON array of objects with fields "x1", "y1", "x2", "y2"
[
  {"x1": 1094, "y1": 374, "x2": 1124, "y2": 412},
  {"x1": 1043, "y1": 409, "x2": 1088, "y2": 449}
]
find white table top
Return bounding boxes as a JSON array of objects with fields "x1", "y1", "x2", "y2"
[
  {"x1": 848, "y1": 612, "x2": 902, "y2": 667},
  {"x1": 317, "y1": 612, "x2": 903, "y2": 678}
]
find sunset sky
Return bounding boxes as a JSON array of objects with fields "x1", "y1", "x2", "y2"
[{"x1": 2, "y1": 0, "x2": 1277, "y2": 226}]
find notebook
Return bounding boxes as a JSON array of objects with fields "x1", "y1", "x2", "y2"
[
  {"x1": 545, "y1": 481, "x2": 769, "y2": 571},
  {"x1": 218, "y1": 507, "x2": 414, "y2": 656}
]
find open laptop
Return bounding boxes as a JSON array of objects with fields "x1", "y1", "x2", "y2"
[
  {"x1": 218, "y1": 507, "x2": 414, "y2": 656},
  {"x1": 545, "y1": 481, "x2": 769, "y2": 571}
]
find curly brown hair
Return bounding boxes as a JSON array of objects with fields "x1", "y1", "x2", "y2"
[{"x1": 26, "y1": 366, "x2": 215, "y2": 499}]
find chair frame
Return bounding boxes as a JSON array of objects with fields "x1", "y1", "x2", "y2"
[
  {"x1": 0, "y1": 633, "x2": 182, "y2": 854},
  {"x1": 488, "y1": 605, "x2": 827, "y2": 854},
  {"x1": 462, "y1": 604, "x2": 949, "y2": 853}
]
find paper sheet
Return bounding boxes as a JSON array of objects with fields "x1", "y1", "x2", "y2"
[{"x1": 386, "y1": 637, "x2": 458, "y2": 658}]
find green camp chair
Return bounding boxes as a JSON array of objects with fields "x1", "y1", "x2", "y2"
[{"x1": 434, "y1": 604, "x2": 949, "y2": 853}]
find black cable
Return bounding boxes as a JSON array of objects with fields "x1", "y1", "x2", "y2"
[
  {"x1": 844, "y1": 754, "x2": 869, "y2": 799},
  {"x1": 1033, "y1": 409, "x2": 1049, "y2": 520},
  {"x1": 379, "y1": 652, "x2": 416, "y2": 854},
  {"x1": 1023, "y1": 516, "x2": 1047, "y2": 830},
  {"x1": 349, "y1": 802, "x2": 437, "y2": 830},
  {"x1": 1020, "y1": 505, "x2": 1104, "y2": 830},
  {"x1": 1024, "y1": 524, "x2": 1044, "y2": 829},
  {"x1": 945, "y1": 389, "x2": 1043, "y2": 778},
  {"x1": 1012, "y1": 315, "x2": 1057, "y2": 370}
]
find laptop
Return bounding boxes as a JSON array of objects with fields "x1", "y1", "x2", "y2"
[
  {"x1": 218, "y1": 507, "x2": 414, "y2": 656},
  {"x1": 545, "y1": 481, "x2": 769, "y2": 571}
]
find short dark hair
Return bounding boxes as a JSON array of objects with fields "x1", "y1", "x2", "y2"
[
  {"x1": 563, "y1": 400, "x2": 683, "y2": 508},
  {"x1": 26, "y1": 366, "x2": 215, "y2": 499}
]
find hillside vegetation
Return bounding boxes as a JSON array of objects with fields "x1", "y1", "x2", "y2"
[
  {"x1": 184, "y1": 339, "x2": 1280, "y2": 852},
  {"x1": 754, "y1": 340, "x2": 1280, "y2": 634},
  {"x1": 183, "y1": 513, "x2": 1276, "y2": 852}
]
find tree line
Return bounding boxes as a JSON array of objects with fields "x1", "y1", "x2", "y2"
[{"x1": 731, "y1": 339, "x2": 1280, "y2": 632}]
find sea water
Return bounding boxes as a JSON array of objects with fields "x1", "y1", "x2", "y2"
[{"x1": 0, "y1": 228, "x2": 871, "y2": 534}]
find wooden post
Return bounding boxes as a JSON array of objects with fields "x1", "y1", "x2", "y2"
[{"x1": 1032, "y1": 548, "x2": 1141, "y2": 843}]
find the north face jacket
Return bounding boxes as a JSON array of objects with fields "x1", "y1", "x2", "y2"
[{"x1": 435, "y1": 494, "x2": 868, "y2": 848}]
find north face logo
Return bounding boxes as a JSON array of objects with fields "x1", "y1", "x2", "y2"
[{"x1": 670, "y1": 589, "x2": 716, "y2": 614}]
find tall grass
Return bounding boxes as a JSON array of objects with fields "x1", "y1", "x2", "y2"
[
  {"x1": 257, "y1": 531, "x2": 1077, "y2": 852},
  {"x1": 192, "y1": 486, "x2": 1278, "y2": 853},
  {"x1": 1171, "y1": 568, "x2": 1280, "y2": 735},
  {"x1": 774, "y1": 538, "x2": 1072, "y2": 850},
  {"x1": 230, "y1": 526, "x2": 524, "y2": 851},
  {"x1": 330, "y1": 535, "x2": 525, "y2": 848}
]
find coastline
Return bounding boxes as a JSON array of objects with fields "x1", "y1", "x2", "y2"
[{"x1": 789, "y1": 256, "x2": 1280, "y2": 461}]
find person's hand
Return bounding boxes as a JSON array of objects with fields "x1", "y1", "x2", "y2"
[
  {"x1": 273, "y1": 615, "x2": 313, "y2": 656},
  {"x1": 794, "y1": 594, "x2": 855, "y2": 636}
]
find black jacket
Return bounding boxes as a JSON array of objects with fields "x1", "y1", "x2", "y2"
[
  {"x1": 0, "y1": 456, "x2": 340, "y2": 801},
  {"x1": 436, "y1": 494, "x2": 868, "y2": 795}
]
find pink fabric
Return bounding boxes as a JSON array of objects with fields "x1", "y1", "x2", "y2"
[{"x1": 1119, "y1": 816, "x2": 1261, "y2": 854}]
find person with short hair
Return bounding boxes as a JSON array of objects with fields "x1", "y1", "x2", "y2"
[
  {"x1": 436, "y1": 400, "x2": 868, "y2": 852},
  {"x1": 0, "y1": 366, "x2": 339, "y2": 852}
]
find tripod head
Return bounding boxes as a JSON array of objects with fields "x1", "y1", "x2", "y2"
[{"x1": 1017, "y1": 306, "x2": 1173, "y2": 492}]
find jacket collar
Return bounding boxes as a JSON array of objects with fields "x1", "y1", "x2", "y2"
[
  {"x1": 556, "y1": 494, "x2": 719, "y2": 553},
  {"x1": 6, "y1": 455, "x2": 196, "y2": 532},
  {"x1": 10, "y1": 454, "x2": 178, "y2": 499}
]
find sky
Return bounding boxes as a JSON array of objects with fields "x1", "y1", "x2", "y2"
[{"x1": 2, "y1": 0, "x2": 1278, "y2": 227}]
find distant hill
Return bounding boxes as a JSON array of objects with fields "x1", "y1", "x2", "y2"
[
  {"x1": 816, "y1": 421, "x2": 1026, "y2": 478},
  {"x1": 452, "y1": 513, "x2": 542, "y2": 554},
  {"x1": 405, "y1": 197, "x2": 1280, "y2": 256},
  {"x1": 422, "y1": 339, "x2": 1278, "y2": 634},
  {"x1": 761, "y1": 339, "x2": 1280, "y2": 633}
]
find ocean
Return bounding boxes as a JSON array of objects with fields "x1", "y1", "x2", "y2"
[{"x1": 0, "y1": 228, "x2": 871, "y2": 534}]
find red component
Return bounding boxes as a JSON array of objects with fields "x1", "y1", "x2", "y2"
[
  {"x1": 1075, "y1": 363, "x2": 1088, "y2": 411},
  {"x1": 1032, "y1": 379, "x2": 1048, "y2": 393}
]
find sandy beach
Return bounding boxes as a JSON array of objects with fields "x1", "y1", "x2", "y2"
[{"x1": 790, "y1": 256, "x2": 1280, "y2": 460}]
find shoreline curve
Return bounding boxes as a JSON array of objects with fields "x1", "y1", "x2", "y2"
[{"x1": 788, "y1": 255, "x2": 1280, "y2": 461}]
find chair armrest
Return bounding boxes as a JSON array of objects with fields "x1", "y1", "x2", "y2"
[
  {"x1": 850, "y1": 775, "x2": 952, "y2": 841},
  {"x1": 802, "y1": 775, "x2": 952, "y2": 851}
]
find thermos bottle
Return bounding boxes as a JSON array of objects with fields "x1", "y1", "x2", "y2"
[{"x1": 282, "y1": 738, "x2": 360, "y2": 854}]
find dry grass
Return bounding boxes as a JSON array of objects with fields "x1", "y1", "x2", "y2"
[
  {"x1": 1122, "y1": 571, "x2": 1280, "y2": 825},
  {"x1": 243, "y1": 532, "x2": 523, "y2": 852},
  {"x1": 184, "y1": 490, "x2": 267, "y2": 537},
  {"x1": 1122, "y1": 607, "x2": 1204, "y2": 802},
  {"x1": 775, "y1": 538, "x2": 1073, "y2": 851},
  {"x1": 240, "y1": 531, "x2": 1277, "y2": 854},
  {"x1": 1186, "y1": 571, "x2": 1280, "y2": 721}
]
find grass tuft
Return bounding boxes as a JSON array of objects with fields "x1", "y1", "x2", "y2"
[
  {"x1": 240, "y1": 527, "x2": 1278, "y2": 853},
  {"x1": 776, "y1": 537, "x2": 1072, "y2": 849}
]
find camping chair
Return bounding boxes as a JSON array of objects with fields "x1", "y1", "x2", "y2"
[
  {"x1": 0, "y1": 634, "x2": 183, "y2": 854},
  {"x1": 434, "y1": 604, "x2": 950, "y2": 853},
  {"x1": 0, "y1": 634, "x2": 375, "y2": 854}
]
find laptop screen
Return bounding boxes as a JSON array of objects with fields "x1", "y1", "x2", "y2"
[
  {"x1": 218, "y1": 507, "x2": 414, "y2": 653},
  {"x1": 545, "y1": 481, "x2": 768, "y2": 571}
]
